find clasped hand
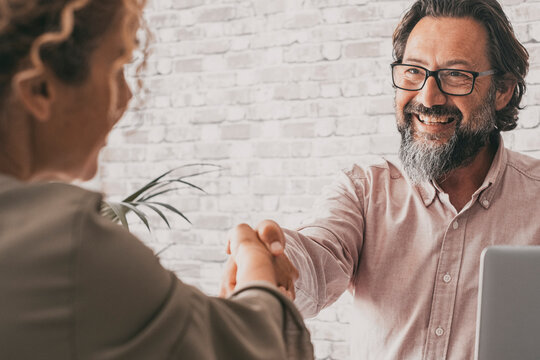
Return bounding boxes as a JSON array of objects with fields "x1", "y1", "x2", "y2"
[{"x1": 220, "y1": 220, "x2": 298, "y2": 300}]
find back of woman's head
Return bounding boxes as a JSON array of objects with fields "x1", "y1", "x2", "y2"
[{"x1": 0, "y1": 0, "x2": 145, "y2": 100}]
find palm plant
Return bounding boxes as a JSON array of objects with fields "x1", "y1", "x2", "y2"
[{"x1": 100, "y1": 164, "x2": 220, "y2": 231}]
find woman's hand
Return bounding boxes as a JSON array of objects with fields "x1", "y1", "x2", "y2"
[{"x1": 220, "y1": 221, "x2": 298, "y2": 299}]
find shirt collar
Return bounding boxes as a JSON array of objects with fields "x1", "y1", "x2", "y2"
[
  {"x1": 417, "y1": 180, "x2": 437, "y2": 207},
  {"x1": 476, "y1": 134, "x2": 507, "y2": 209},
  {"x1": 413, "y1": 134, "x2": 507, "y2": 208}
]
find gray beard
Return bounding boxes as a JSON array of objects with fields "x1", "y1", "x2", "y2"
[{"x1": 398, "y1": 89, "x2": 497, "y2": 185}]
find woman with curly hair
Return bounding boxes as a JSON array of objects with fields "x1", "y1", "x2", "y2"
[{"x1": 0, "y1": 1, "x2": 313, "y2": 359}]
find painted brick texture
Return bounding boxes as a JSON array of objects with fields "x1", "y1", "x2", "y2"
[{"x1": 97, "y1": 1, "x2": 540, "y2": 358}]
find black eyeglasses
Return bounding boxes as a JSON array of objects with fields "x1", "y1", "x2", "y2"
[{"x1": 391, "y1": 63, "x2": 496, "y2": 96}]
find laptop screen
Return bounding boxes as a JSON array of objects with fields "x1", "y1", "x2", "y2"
[{"x1": 475, "y1": 246, "x2": 540, "y2": 360}]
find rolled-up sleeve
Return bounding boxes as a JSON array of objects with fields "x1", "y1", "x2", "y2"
[{"x1": 285, "y1": 168, "x2": 366, "y2": 318}]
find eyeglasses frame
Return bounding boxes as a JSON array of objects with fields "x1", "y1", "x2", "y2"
[{"x1": 390, "y1": 63, "x2": 497, "y2": 96}]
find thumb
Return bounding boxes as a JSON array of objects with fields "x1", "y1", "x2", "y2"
[{"x1": 256, "y1": 219, "x2": 286, "y2": 256}]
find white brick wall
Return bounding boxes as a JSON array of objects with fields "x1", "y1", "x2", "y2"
[{"x1": 98, "y1": 1, "x2": 540, "y2": 358}]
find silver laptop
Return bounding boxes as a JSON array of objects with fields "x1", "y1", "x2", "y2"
[{"x1": 475, "y1": 246, "x2": 540, "y2": 360}]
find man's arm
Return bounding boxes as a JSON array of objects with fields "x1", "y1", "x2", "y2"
[{"x1": 225, "y1": 169, "x2": 367, "y2": 318}]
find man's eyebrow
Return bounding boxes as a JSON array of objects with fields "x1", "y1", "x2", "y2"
[
  {"x1": 442, "y1": 59, "x2": 476, "y2": 68},
  {"x1": 402, "y1": 57, "x2": 428, "y2": 66},
  {"x1": 402, "y1": 57, "x2": 477, "y2": 69}
]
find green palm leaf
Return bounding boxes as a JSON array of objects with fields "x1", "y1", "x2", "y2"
[{"x1": 100, "y1": 164, "x2": 220, "y2": 231}]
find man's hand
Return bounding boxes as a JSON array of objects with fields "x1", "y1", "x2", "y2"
[{"x1": 220, "y1": 220, "x2": 298, "y2": 299}]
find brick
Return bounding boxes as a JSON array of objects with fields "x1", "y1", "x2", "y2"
[
  {"x1": 226, "y1": 106, "x2": 247, "y2": 121},
  {"x1": 280, "y1": 196, "x2": 314, "y2": 211},
  {"x1": 369, "y1": 134, "x2": 401, "y2": 154},
  {"x1": 336, "y1": 117, "x2": 378, "y2": 135},
  {"x1": 229, "y1": 142, "x2": 253, "y2": 158},
  {"x1": 170, "y1": 0, "x2": 204, "y2": 9},
  {"x1": 284, "y1": 44, "x2": 323, "y2": 63},
  {"x1": 517, "y1": 105, "x2": 540, "y2": 129},
  {"x1": 218, "y1": 195, "x2": 259, "y2": 212},
  {"x1": 196, "y1": 39, "x2": 231, "y2": 54},
  {"x1": 508, "y1": 3, "x2": 540, "y2": 22},
  {"x1": 311, "y1": 62, "x2": 356, "y2": 80},
  {"x1": 320, "y1": 82, "x2": 342, "y2": 98},
  {"x1": 315, "y1": 118, "x2": 337, "y2": 137},
  {"x1": 200, "y1": 125, "x2": 221, "y2": 141},
  {"x1": 156, "y1": 58, "x2": 172, "y2": 74},
  {"x1": 193, "y1": 142, "x2": 231, "y2": 159},
  {"x1": 252, "y1": 178, "x2": 288, "y2": 195},
  {"x1": 513, "y1": 128, "x2": 540, "y2": 150},
  {"x1": 284, "y1": 11, "x2": 322, "y2": 29},
  {"x1": 192, "y1": 108, "x2": 226, "y2": 124},
  {"x1": 226, "y1": 52, "x2": 257, "y2": 69},
  {"x1": 322, "y1": 6, "x2": 377, "y2": 24},
  {"x1": 312, "y1": 139, "x2": 350, "y2": 157},
  {"x1": 290, "y1": 141, "x2": 313, "y2": 157},
  {"x1": 254, "y1": 141, "x2": 291, "y2": 158},
  {"x1": 100, "y1": 147, "x2": 146, "y2": 162},
  {"x1": 221, "y1": 124, "x2": 252, "y2": 139},
  {"x1": 281, "y1": 121, "x2": 316, "y2": 138},
  {"x1": 366, "y1": 95, "x2": 395, "y2": 115},
  {"x1": 253, "y1": 0, "x2": 286, "y2": 15},
  {"x1": 147, "y1": 11, "x2": 183, "y2": 27},
  {"x1": 274, "y1": 82, "x2": 320, "y2": 100},
  {"x1": 174, "y1": 58, "x2": 203, "y2": 73},
  {"x1": 322, "y1": 42, "x2": 342, "y2": 61},
  {"x1": 377, "y1": 1, "x2": 412, "y2": 19},
  {"x1": 196, "y1": 6, "x2": 237, "y2": 23},
  {"x1": 343, "y1": 41, "x2": 384, "y2": 58},
  {"x1": 255, "y1": 67, "x2": 292, "y2": 83}
]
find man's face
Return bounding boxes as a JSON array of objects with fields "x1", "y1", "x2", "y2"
[{"x1": 394, "y1": 16, "x2": 499, "y2": 184}]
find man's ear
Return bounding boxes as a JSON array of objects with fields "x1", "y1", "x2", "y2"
[
  {"x1": 14, "y1": 69, "x2": 56, "y2": 122},
  {"x1": 494, "y1": 75, "x2": 516, "y2": 111}
]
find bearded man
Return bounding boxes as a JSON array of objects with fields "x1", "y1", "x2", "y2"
[{"x1": 222, "y1": 0, "x2": 540, "y2": 359}]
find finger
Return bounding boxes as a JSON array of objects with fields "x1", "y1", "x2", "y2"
[
  {"x1": 278, "y1": 286, "x2": 294, "y2": 300},
  {"x1": 256, "y1": 220, "x2": 285, "y2": 255},
  {"x1": 219, "y1": 257, "x2": 237, "y2": 298},
  {"x1": 227, "y1": 223, "x2": 258, "y2": 256},
  {"x1": 225, "y1": 231, "x2": 231, "y2": 255}
]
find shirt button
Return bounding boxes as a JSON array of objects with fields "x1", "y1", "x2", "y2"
[
  {"x1": 452, "y1": 221, "x2": 459, "y2": 230},
  {"x1": 435, "y1": 327, "x2": 444, "y2": 336},
  {"x1": 443, "y1": 274, "x2": 452, "y2": 283}
]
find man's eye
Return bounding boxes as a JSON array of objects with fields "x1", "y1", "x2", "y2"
[
  {"x1": 448, "y1": 71, "x2": 467, "y2": 77},
  {"x1": 407, "y1": 68, "x2": 419, "y2": 75}
]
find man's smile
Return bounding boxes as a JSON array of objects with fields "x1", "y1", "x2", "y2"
[
  {"x1": 409, "y1": 112, "x2": 458, "y2": 137},
  {"x1": 415, "y1": 113, "x2": 456, "y2": 125}
]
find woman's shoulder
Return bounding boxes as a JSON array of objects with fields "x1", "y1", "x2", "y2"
[
  {"x1": 0, "y1": 176, "x2": 102, "y2": 217},
  {"x1": 0, "y1": 176, "x2": 105, "y2": 253}
]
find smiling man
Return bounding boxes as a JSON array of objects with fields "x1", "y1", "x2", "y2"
[{"x1": 223, "y1": 0, "x2": 540, "y2": 359}]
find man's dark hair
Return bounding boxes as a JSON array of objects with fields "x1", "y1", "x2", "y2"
[{"x1": 393, "y1": 0, "x2": 529, "y2": 131}]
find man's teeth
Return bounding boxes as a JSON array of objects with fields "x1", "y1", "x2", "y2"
[{"x1": 417, "y1": 114, "x2": 454, "y2": 124}]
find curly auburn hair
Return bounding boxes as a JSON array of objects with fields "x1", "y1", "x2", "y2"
[
  {"x1": 0, "y1": 0, "x2": 148, "y2": 107},
  {"x1": 392, "y1": 0, "x2": 529, "y2": 131}
]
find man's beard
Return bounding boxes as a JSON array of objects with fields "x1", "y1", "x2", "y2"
[{"x1": 397, "y1": 87, "x2": 498, "y2": 185}]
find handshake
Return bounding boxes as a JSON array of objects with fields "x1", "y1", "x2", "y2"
[{"x1": 219, "y1": 220, "x2": 298, "y2": 300}]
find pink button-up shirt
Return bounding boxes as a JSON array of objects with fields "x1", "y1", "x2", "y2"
[{"x1": 285, "y1": 138, "x2": 540, "y2": 359}]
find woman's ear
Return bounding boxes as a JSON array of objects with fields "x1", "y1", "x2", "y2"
[
  {"x1": 13, "y1": 69, "x2": 56, "y2": 122},
  {"x1": 495, "y1": 75, "x2": 516, "y2": 111}
]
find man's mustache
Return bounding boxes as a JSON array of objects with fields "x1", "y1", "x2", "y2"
[{"x1": 404, "y1": 102, "x2": 463, "y2": 121}]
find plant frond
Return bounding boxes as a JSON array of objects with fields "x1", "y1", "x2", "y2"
[{"x1": 100, "y1": 164, "x2": 219, "y2": 232}]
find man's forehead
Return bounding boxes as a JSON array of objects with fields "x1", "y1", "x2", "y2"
[{"x1": 402, "y1": 16, "x2": 489, "y2": 69}]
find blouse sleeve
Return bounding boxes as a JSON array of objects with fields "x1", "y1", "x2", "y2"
[{"x1": 74, "y1": 193, "x2": 313, "y2": 360}]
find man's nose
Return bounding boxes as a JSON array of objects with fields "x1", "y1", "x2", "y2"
[{"x1": 416, "y1": 76, "x2": 447, "y2": 108}]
